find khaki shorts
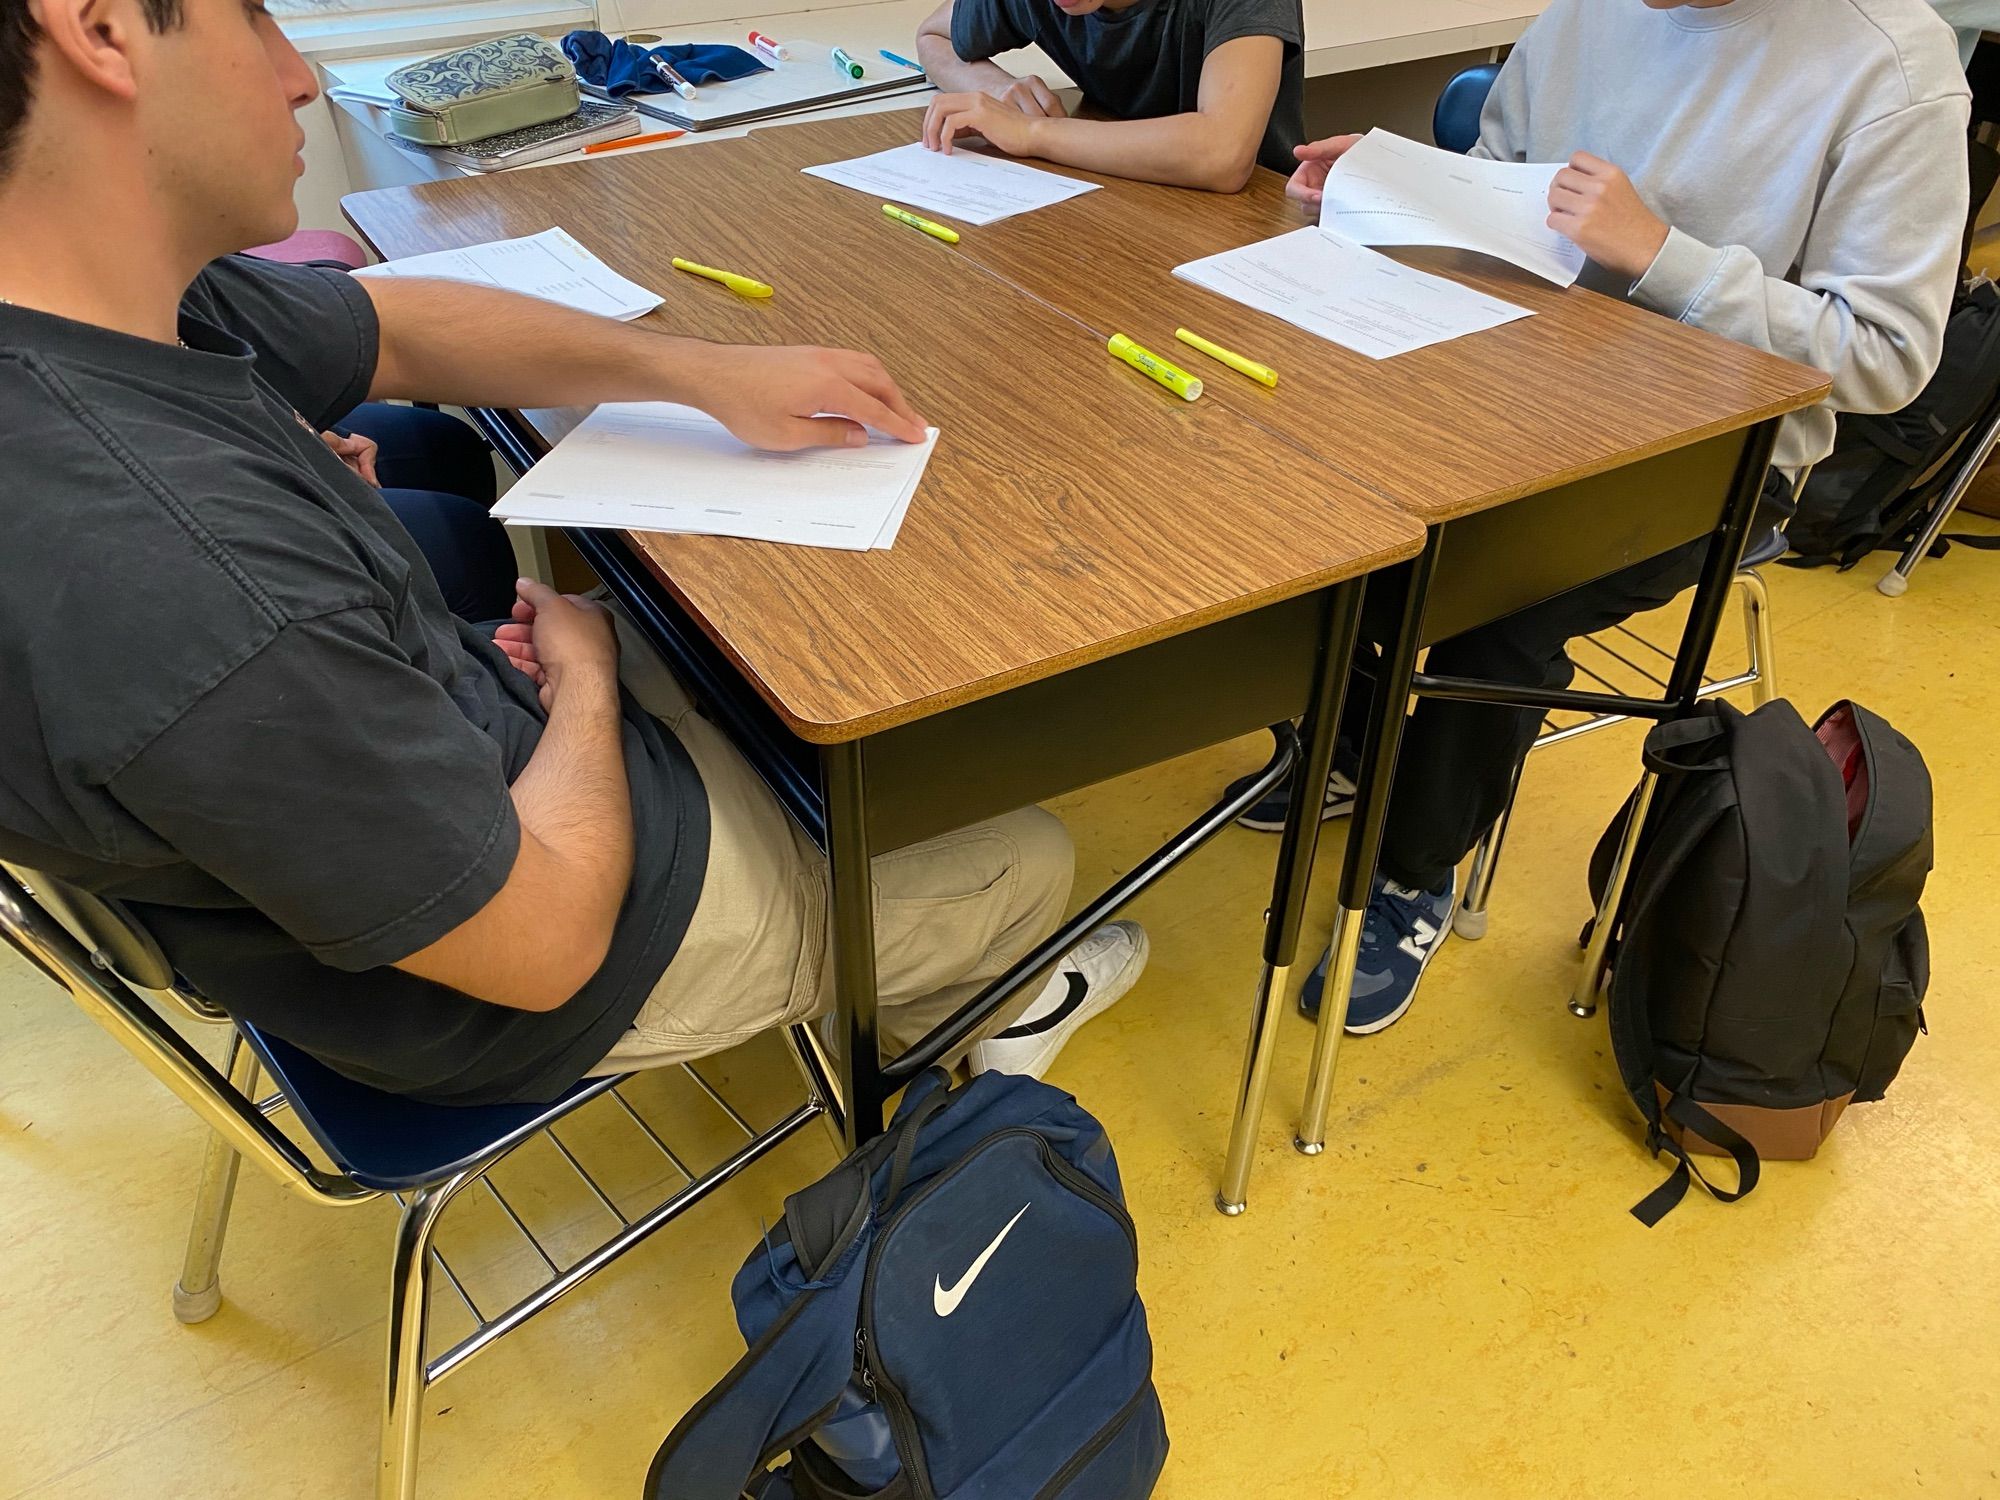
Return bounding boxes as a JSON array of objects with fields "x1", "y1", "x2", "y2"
[{"x1": 592, "y1": 610, "x2": 1074, "y2": 1075}]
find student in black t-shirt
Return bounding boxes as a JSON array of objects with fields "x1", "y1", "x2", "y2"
[
  {"x1": 914, "y1": 0, "x2": 1305, "y2": 191},
  {"x1": 0, "y1": 0, "x2": 1150, "y2": 1103}
]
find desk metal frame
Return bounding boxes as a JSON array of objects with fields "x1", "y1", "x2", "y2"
[
  {"x1": 478, "y1": 408, "x2": 1781, "y2": 1207},
  {"x1": 475, "y1": 410, "x2": 1367, "y2": 1159},
  {"x1": 1285, "y1": 419, "x2": 1782, "y2": 1171}
]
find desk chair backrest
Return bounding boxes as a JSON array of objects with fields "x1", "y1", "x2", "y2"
[
  {"x1": 1433, "y1": 62, "x2": 1503, "y2": 155},
  {"x1": 3, "y1": 861, "x2": 181, "y2": 993},
  {"x1": 0, "y1": 863, "x2": 369, "y2": 1204}
]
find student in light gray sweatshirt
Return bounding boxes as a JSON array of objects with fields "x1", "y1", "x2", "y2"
[{"x1": 1262, "y1": 0, "x2": 1971, "y2": 1038}]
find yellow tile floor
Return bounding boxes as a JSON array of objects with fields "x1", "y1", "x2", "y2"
[{"x1": 4, "y1": 530, "x2": 1998, "y2": 1499}]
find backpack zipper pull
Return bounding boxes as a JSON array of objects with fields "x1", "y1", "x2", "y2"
[{"x1": 853, "y1": 1328, "x2": 878, "y2": 1398}]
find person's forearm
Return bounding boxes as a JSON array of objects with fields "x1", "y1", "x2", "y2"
[
  {"x1": 1629, "y1": 98, "x2": 1966, "y2": 419},
  {"x1": 510, "y1": 667, "x2": 634, "y2": 981},
  {"x1": 1023, "y1": 113, "x2": 1258, "y2": 192},
  {"x1": 915, "y1": 31, "x2": 1015, "y2": 93},
  {"x1": 361, "y1": 276, "x2": 726, "y2": 408},
  {"x1": 391, "y1": 659, "x2": 632, "y2": 1011}
]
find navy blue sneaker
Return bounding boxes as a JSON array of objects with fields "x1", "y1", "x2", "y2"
[
  {"x1": 1299, "y1": 872, "x2": 1458, "y2": 1033},
  {"x1": 1226, "y1": 762, "x2": 1359, "y2": 832}
]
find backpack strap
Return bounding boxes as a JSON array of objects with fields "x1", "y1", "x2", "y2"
[
  {"x1": 883, "y1": 1067, "x2": 958, "y2": 1205},
  {"x1": 644, "y1": 1267, "x2": 869, "y2": 1500},
  {"x1": 1606, "y1": 715, "x2": 1763, "y2": 1225},
  {"x1": 645, "y1": 1087, "x2": 965, "y2": 1500},
  {"x1": 1629, "y1": 1094, "x2": 1763, "y2": 1228},
  {"x1": 785, "y1": 1066, "x2": 956, "y2": 1276},
  {"x1": 1638, "y1": 715, "x2": 1731, "y2": 774}
]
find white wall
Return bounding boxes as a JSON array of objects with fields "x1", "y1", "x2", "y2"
[{"x1": 1304, "y1": 48, "x2": 1498, "y2": 145}]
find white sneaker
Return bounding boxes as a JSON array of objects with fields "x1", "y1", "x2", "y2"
[{"x1": 969, "y1": 921, "x2": 1150, "y2": 1079}]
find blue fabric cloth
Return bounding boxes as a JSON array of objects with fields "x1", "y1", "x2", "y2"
[{"x1": 560, "y1": 32, "x2": 768, "y2": 96}]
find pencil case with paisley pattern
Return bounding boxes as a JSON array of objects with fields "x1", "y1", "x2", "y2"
[{"x1": 386, "y1": 33, "x2": 581, "y2": 147}]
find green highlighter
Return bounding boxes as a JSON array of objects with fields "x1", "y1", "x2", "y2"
[{"x1": 831, "y1": 46, "x2": 864, "y2": 78}]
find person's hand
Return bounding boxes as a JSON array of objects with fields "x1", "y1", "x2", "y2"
[
  {"x1": 697, "y1": 345, "x2": 928, "y2": 451},
  {"x1": 922, "y1": 91, "x2": 1044, "y2": 157},
  {"x1": 1547, "y1": 152, "x2": 1669, "y2": 281},
  {"x1": 984, "y1": 75, "x2": 1066, "y2": 119},
  {"x1": 497, "y1": 579, "x2": 617, "y2": 714},
  {"x1": 1285, "y1": 134, "x2": 1362, "y2": 216},
  {"x1": 320, "y1": 429, "x2": 380, "y2": 486}
]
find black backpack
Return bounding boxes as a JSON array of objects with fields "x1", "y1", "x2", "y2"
[
  {"x1": 1585, "y1": 699, "x2": 1933, "y2": 1225},
  {"x1": 1788, "y1": 280, "x2": 2000, "y2": 569}
]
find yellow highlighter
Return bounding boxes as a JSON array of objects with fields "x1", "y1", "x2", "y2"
[
  {"x1": 882, "y1": 203, "x2": 961, "y2": 244},
  {"x1": 671, "y1": 257, "x2": 774, "y2": 299},
  {"x1": 1175, "y1": 327, "x2": 1278, "y2": 388},
  {"x1": 1107, "y1": 334, "x2": 1203, "y2": 402}
]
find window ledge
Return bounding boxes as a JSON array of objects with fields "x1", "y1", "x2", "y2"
[{"x1": 281, "y1": 0, "x2": 595, "y2": 60}]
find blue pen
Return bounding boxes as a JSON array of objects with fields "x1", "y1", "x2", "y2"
[{"x1": 879, "y1": 49, "x2": 924, "y2": 72}]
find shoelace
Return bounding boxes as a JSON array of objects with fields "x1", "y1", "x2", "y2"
[{"x1": 1361, "y1": 882, "x2": 1436, "y2": 955}]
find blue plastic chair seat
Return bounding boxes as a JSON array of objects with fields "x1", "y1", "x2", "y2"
[
  {"x1": 1740, "y1": 527, "x2": 1788, "y2": 569},
  {"x1": 242, "y1": 1025, "x2": 623, "y2": 1193}
]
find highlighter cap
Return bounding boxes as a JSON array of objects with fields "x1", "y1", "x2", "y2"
[{"x1": 1107, "y1": 334, "x2": 1203, "y2": 402}]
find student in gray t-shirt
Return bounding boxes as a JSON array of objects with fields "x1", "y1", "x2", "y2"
[
  {"x1": 913, "y1": 0, "x2": 1304, "y2": 190},
  {"x1": 0, "y1": 0, "x2": 1151, "y2": 1103}
]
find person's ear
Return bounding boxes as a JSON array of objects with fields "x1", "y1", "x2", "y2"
[{"x1": 27, "y1": 0, "x2": 145, "y2": 104}]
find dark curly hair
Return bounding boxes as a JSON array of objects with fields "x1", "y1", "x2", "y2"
[{"x1": 1, "y1": 0, "x2": 187, "y2": 177}]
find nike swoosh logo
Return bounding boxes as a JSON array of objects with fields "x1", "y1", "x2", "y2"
[
  {"x1": 993, "y1": 971, "x2": 1089, "y2": 1039},
  {"x1": 933, "y1": 1203, "x2": 1030, "y2": 1317}
]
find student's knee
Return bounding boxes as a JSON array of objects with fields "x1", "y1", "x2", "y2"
[
  {"x1": 346, "y1": 403, "x2": 497, "y2": 503},
  {"x1": 380, "y1": 488, "x2": 517, "y2": 624},
  {"x1": 1425, "y1": 618, "x2": 1575, "y2": 691},
  {"x1": 980, "y1": 807, "x2": 1075, "y2": 933}
]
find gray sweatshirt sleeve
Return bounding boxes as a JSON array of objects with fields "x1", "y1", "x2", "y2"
[{"x1": 1629, "y1": 95, "x2": 1969, "y2": 420}]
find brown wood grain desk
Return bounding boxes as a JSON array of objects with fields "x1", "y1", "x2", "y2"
[
  {"x1": 343, "y1": 141, "x2": 1425, "y2": 1182},
  {"x1": 745, "y1": 109, "x2": 1833, "y2": 1199}
]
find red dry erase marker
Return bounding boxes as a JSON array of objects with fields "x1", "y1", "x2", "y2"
[{"x1": 748, "y1": 31, "x2": 789, "y2": 61}]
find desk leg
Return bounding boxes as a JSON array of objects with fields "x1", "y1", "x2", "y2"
[
  {"x1": 1296, "y1": 536, "x2": 1441, "y2": 1156},
  {"x1": 823, "y1": 742, "x2": 890, "y2": 1150},
  {"x1": 1216, "y1": 582, "x2": 1365, "y2": 1215},
  {"x1": 1569, "y1": 418, "x2": 1780, "y2": 1018}
]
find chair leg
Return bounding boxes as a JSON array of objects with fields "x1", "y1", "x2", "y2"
[
  {"x1": 1735, "y1": 569, "x2": 1778, "y2": 708},
  {"x1": 1879, "y1": 415, "x2": 2000, "y2": 597},
  {"x1": 1453, "y1": 757, "x2": 1525, "y2": 942},
  {"x1": 1570, "y1": 770, "x2": 1658, "y2": 1018},
  {"x1": 172, "y1": 1029, "x2": 261, "y2": 1324},
  {"x1": 379, "y1": 1178, "x2": 462, "y2": 1500}
]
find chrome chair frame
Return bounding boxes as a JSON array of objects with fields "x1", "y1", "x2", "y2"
[
  {"x1": 1447, "y1": 554, "x2": 1778, "y2": 1017},
  {"x1": 0, "y1": 862, "x2": 840, "y2": 1500},
  {"x1": 1876, "y1": 400, "x2": 2000, "y2": 596}
]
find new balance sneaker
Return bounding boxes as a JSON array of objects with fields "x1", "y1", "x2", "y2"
[
  {"x1": 1298, "y1": 872, "x2": 1457, "y2": 1034},
  {"x1": 969, "y1": 921, "x2": 1150, "y2": 1079},
  {"x1": 1226, "y1": 763, "x2": 1360, "y2": 833}
]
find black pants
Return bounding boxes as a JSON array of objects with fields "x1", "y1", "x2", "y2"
[
  {"x1": 339, "y1": 403, "x2": 518, "y2": 624},
  {"x1": 1348, "y1": 537, "x2": 1711, "y2": 894}
]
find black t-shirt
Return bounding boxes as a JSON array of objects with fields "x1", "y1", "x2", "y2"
[
  {"x1": 952, "y1": 0, "x2": 1305, "y2": 176},
  {"x1": 0, "y1": 257, "x2": 708, "y2": 1105}
]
